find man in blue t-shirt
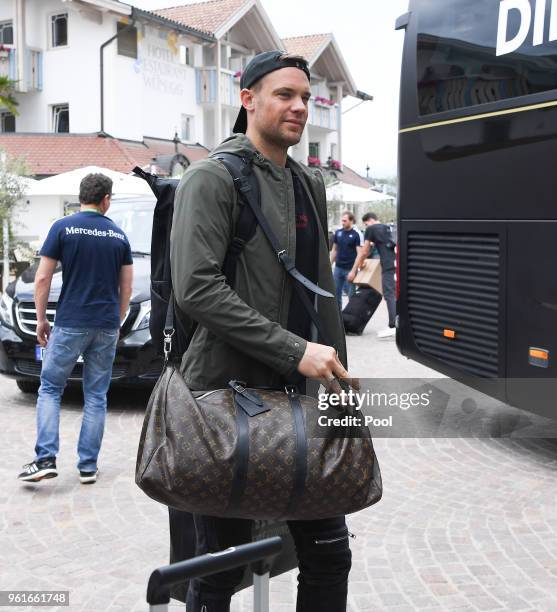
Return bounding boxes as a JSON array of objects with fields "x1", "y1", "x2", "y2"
[
  {"x1": 18, "y1": 173, "x2": 133, "y2": 484},
  {"x1": 330, "y1": 211, "x2": 360, "y2": 310}
]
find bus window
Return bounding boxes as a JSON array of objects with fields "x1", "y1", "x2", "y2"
[{"x1": 417, "y1": 0, "x2": 557, "y2": 116}]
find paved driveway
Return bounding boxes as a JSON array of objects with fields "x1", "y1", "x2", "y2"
[{"x1": 2, "y1": 304, "x2": 557, "y2": 611}]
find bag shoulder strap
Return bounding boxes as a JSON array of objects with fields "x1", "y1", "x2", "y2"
[
  {"x1": 214, "y1": 153, "x2": 333, "y2": 299},
  {"x1": 214, "y1": 152, "x2": 336, "y2": 350}
]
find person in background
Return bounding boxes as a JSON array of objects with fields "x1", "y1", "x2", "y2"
[
  {"x1": 330, "y1": 211, "x2": 360, "y2": 310},
  {"x1": 17, "y1": 173, "x2": 133, "y2": 484},
  {"x1": 349, "y1": 212, "x2": 396, "y2": 338}
]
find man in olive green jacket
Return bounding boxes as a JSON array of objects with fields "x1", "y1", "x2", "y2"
[{"x1": 170, "y1": 51, "x2": 355, "y2": 612}]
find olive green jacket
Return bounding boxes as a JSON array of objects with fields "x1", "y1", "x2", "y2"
[{"x1": 170, "y1": 133, "x2": 347, "y2": 390}]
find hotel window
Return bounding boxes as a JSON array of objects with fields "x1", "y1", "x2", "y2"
[
  {"x1": 1, "y1": 112, "x2": 15, "y2": 133},
  {"x1": 0, "y1": 21, "x2": 14, "y2": 45},
  {"x1": 309, "y1": 142, "x2": 320, "y2": 159},
  {"x1": 117, "y1": 21, "x2": 138, "y2": 59},
  {"x1": 179, "y1": 45, "x2": 193, "y2": 66},
  {"x1": 51, "y1": 13, "x2": 68, "y2": 47},
  {"x1": 181, "y1": 115, "x2": 194, "y2": 142},
  {"x1": 52, "y1": 104, "x2": 69, "y2": 133}
]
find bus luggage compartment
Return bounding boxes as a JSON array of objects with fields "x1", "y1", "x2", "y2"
[{"x1": 397, "y1": 220, "x2": 557, "y2": 419}]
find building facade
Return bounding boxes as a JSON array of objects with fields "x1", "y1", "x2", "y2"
[{"x1": 0, "y1": 0, "x2": 364, "y2": 172}]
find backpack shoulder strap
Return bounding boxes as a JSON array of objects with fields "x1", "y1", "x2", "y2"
[{"x1": 213, "y1": 152, "x2": 259, "y2": 286}]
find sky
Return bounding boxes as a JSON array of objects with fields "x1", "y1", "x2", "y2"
[{"x1": 131, "y1": 0, "x2": 409, "y2": 179}]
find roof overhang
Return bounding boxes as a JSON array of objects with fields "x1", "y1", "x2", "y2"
[
  {"x1": 133, "y1": 7, "x2": 215, "y2": 43},
  {"x1": 215, "y1": 0, "x2": 282, "y2": 50},
  {"x1": 310, "y1": 34, "x2": 357, "y2": 97},
  {"x1": 72, "y1": 0, "x2": 132, "y2": 16}
]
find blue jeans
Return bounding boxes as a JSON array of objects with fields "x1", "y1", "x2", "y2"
[
  {"x1": 333, "y1": 265, "x2": 355, "y2": 311},
  {"x1": 34, "y1": 326, "x2": 119, "y2": 471}
]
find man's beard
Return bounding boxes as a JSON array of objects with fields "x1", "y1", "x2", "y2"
[{"x1": 260, "y1": 122, "x2": 303, "y2": 150}]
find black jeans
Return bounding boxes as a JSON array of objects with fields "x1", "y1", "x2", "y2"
[
  {"x1": 186, "y1": 514, "x2": 352, "y2": 612},
  {"x1": 381, "y1": 265, "x2": 396, "y2": 327}
]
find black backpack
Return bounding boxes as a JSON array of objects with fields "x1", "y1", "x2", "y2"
[{"x1": 133, "y1": 153, "x2": 259, "y2": 361}]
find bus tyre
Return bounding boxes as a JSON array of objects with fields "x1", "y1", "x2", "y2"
[{"x1": 16, "y1": 380, "x2": 40, "y2": 394}]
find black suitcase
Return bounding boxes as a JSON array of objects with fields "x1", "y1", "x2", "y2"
[{"x1": 342, "y1": 287, "x2": 382, "y2": 335}]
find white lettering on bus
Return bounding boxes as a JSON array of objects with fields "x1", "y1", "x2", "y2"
[{"x1": 497, "y1": 0, "x2": 557, "y2": 56}]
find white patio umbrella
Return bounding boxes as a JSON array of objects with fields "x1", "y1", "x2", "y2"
[
  {"x1": 27, "y1": 166, "x2": 152, "y2": 197},
  {"x1": 15, "y1": 175, "x2": 38, "y2": 190},
  {"x1": 326, "y1": 181, "x2": 395, "y2": 203}
]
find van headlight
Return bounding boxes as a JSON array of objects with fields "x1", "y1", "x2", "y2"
[
  {"x1": 132, "y1": 300, "x2": 151, "y2": 331},
  {"x1": 0, "y1": 293, "x2": 14, "y2": 328}
]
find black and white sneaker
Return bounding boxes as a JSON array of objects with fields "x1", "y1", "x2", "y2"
[
  {"x1": 79, "y1": 469, "x2": 98, "y2": 484},
  {"x1": 18, "y1": 458, "x2": 58, "y2": 482}
]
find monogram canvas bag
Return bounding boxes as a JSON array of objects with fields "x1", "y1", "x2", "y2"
[{"x1": 136, "y1": 367, "x2": 382, "y2": 520}]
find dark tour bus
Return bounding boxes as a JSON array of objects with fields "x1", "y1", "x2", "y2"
[{"x1": 396, "y1": 0, "x2": 557, "y2": 418}]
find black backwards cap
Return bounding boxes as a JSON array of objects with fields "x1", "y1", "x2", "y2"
[{"x1": 233, "y1": 50, "x2": 311, "y2": 134}]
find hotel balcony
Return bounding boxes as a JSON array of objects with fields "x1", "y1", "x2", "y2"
[
  {"x1": 0, "y1": 47, "x2": 16, "y2": 81},
  {"x1": 308, "y1": 96, "x2": 339, "y2": 131},
  {"x1": 196, "y1": 67, "x2": 241, "y2": 108},
  {"x1": 0, "y1": 47, "x2": 42, "y2": 92}
]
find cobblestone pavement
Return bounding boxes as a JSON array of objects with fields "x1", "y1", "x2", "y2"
[{"x1": 2, "y1": 304, "x2": 557, "y2": 612}]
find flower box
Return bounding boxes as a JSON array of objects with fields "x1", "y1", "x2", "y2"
[{"x1": 314, "y1": 95, "x2": 335, "y2": 107}]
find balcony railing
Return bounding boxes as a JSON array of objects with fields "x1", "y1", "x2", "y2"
[
  {"x1": 0, "y1": 47, "x2": 16, "y2": 80},
  {"x1": 308, "y1": 97, "x2": 339, "y2": 131},
  {"x1": 196, "y1": 67, "x2": 241, "y2": 107},
  {"x1": 0, "y1": 47, "x2": 42, "y2": 91}
]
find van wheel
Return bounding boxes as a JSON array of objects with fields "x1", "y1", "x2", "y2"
[{"x1": 16, "y1": 380, "x2": 40, "y2": 394}]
